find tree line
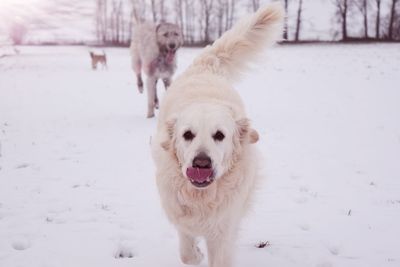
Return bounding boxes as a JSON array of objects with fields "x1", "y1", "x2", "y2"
[
  {"x1": 332, "y1": 0, "x2": 399, "y2": 41},
  {"x1": 94, "y1": 0, "x2": 400, "y2": 46}
]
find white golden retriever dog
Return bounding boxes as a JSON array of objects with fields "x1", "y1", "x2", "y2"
[{"x1": 151, "y1": 4, "x2": 283, "y2": 267}]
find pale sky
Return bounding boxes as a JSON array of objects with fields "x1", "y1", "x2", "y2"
[{"x1": 0, "y1": 0, "x2": 394, "y2": 44}]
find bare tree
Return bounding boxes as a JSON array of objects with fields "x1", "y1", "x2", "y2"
[
  {"x1": 394, "y1": 15, "x2": 400, "y2": 40},
  {"x1": 110, "y1": 1, "x2": 116, "y2": 43},
  {"x1": 388, "y1": 0, "x2": 399, "y2": 40},
  {"x1": 159, "y1": 0, "x2": 167, "y2": 22},
  {"x1": 183, "y1": 0, "x2": 195, "y2": 43},
  {"x1": 109, "y1": 0, "x2": 117, "y2": 44},
  {"x1": 216, "y1": 0, "x2": 227, "y2": 36},
  {"x1": 334, "y1": 0, "x2": 349, "y2": 40},
  {"x1": 103, "y1": 0, "x2": 108, "y2": 42},
  {"x1": 251, "y1": 0, "x2": 260, "y2": 12},
  {"x1": 295, "y1": 0, "x2": 303, "y2": 41},
  {"x1": 283, "y1": 0, "x2": 289, "y2": 40},
  {"x1": 175, "y1": 0, "x2": 185, "y2": 34},
  {"x1": 149, "y1": 0, "x2": 167, "y2": 23},
  {"x1": 375, "y1": 0, "x2": 381, "y2": 39},
  {"x1": 130, "y1": 1, "x2": 146, "y2": 23},
  {"x1": 111, "y1": 0, "x2": 124, "y2": 43},
  {"x1": 123, "y1": 2, "x2": 126, "y2": 42},
  {"x1": 95, "y1": 0, "x2": 108, "y2": 43},
  {"x1": 95, "y1": 0, "x2": 101, "y2": 42},
  {"x1": 117, "y1": 0, "x2": 124, "y2": 43},
  {"x1": 175, "y1": 0, "x2": 197, "y2": 43},
  {"x1": 227, "y1": 0, "x2": 236, "y2": 29},
  {"x1": 356, "y1": 0, "x2": 369, "y2": 39},
  {"x1": 9, "y1": 21, "x2": 27, "y2": 45},
  {"x1": 150, "y1": 0, "x2": 157, "y2": 22},
  {"x1": 200, "y1": 0, "x2": 214, "y2": 43}
]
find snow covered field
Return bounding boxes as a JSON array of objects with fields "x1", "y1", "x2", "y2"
[{"x1": 0, "y1": 44, "x2": 399, "y2": 267}]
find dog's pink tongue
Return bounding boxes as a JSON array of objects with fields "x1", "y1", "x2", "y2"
[
  {"x1": 186, "y1": 168, "x2": 212, "y2": 183},
  {"x1": 166, "y1": 51, "x2": 175, "y2": 63}
]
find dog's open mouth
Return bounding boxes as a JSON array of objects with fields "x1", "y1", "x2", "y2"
[
  {"x1": 166, "y1": 49, "x2": 176, "y2": 63},
  {"x1": 186, "y1": 167, "x2": 214, "y2": 188}
]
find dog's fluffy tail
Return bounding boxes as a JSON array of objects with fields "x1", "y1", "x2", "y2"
[{"x1": 187, "y1": 3, "x2": 284, "y2": 80}]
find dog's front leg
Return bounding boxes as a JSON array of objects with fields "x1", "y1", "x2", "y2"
[
  {"x1": 136, "y1": 73, "x2": 144, "y2": 93},
  {"x1": 206, "y1": 229, "x2": 235, "y2": 267},
  {"x1": 178, "y1": 230, "x2": 204, "y2": 265},
  {"x1": 162, "y1": 78, "x2": 171, "y2": 90},
  {"x1": 146, "y1": 76, "x2": 157, "y2": 118},
  {"x1": 154, "y1": 79, "x2": 159, "y2": 109}
]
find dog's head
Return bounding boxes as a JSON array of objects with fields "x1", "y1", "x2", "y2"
[
  {"x1": 155, "y1": 23, "x2": 183, "y2": 55},
  {"x1": 161, "y1": 102, "x2": 258, "y2": 189}
]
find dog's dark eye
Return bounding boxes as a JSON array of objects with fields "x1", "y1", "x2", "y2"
[
  {"x1": 183, "y1": 130, "x2": 195, "y2": 141},
  {"x1": 213, "y1": 131, "x2": 225, "y2": 141},
  {"x1": 163, "y1": 32, "x2": 169, "y2": 37}
]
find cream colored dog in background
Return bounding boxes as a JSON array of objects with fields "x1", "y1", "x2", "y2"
[
  {"x1": 130, "y1": 22, "x2": 183, "y2": 118},
  {"x1": 151, "y1": 4, "x2": 283, "y2": 267}
]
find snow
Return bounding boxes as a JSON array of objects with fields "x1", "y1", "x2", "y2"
[{"x1": 1, "y1": 44, "x2": 400, "y2": 267}]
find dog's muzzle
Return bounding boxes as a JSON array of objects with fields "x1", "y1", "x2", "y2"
[{"x1": 186, "y1": 152, "x2": 215, "y2": 188}]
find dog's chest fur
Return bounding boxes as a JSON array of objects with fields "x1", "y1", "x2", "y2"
[
  {"x1": 149, "y1": 54, "x2": 176, "y2": 78},
  {"x1": 161, "y1": 171, "x2": 250, "y2": 235}
]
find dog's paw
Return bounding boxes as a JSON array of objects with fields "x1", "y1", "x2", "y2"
[
  {"x1": 180, "y1": 246, "x2": 204, "y2": 265},
  {"x1": 138, "y1": 86, "x2": 143, "y2": 94},
  {"x1": 114, "y1": 243, "x2": 135, "y2": 259}
]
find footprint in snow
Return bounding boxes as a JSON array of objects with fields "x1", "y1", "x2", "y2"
[
  {"x1": 15, "y1": 163, "x2": 29, "y2": 169},
  {"x1": 114, "y1": 243, "x2": 135, "y2": 259},
  {"x1": 327, "y1": 245, "x2": 340, "y2": 256},
  {"x1": 290, "y1": 174, "x2": 301, "y2": 180},
  {"x1": 299, "y1": 186, "x2": 309, "y2": 193},
  {"x1": 293, "y1": 196, "x2": 308, "y2": 204},
  {"x1": 298, "y1": 224, "x2": 310, "y2": 231},
  {"x1": 316, "y1": 262, "x2": 333, "y2": 267},
  {"x1": 11, "y1": 238, "x2": 31, "y2": 251}
]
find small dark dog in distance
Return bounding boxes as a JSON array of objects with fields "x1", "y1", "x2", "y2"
[{"x1": 89, "y1": 51, "x2": 107, "y2": 70}]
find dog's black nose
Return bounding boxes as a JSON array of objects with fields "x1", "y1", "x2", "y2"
[
  {"x1": 169, "y1": 43, "x2": 176, "y2": 49},
  {"x1": 192, "y1": 152, "x2": 212, "y2": 168}
]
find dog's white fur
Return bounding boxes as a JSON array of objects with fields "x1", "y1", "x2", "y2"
[{"x1": 151, "y1": 4, "x2": 283, "y2": 267}]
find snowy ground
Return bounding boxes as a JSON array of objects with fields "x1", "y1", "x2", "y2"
[{"x1": 0, "y1": 44, "x2": 400, "y2": 267}]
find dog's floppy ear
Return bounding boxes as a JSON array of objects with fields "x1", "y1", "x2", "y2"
[
  {"x1": 155, "y1": 23, "x2": 163, "y2": 33},
  {"x1": 161, "y1": 118, "x2": 176, "y2": 150},
  {"x1": 249, "y1": 128, "x2": 259, "y2": 144},
  {"x1": 236, "y1": 118, "x2": 259, "y2": 144}
]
